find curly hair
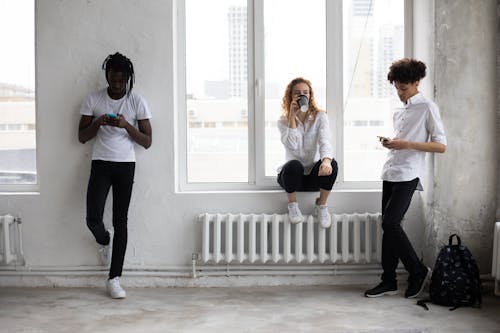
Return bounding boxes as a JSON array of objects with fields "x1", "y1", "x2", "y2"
[
  {"x1": 387, "y1": 58, "x2": 426, "y2": 84},
  {"x1": 102, "y1": 52, "x2": 135, "y2": 95},
  {"x1": 281, "y1": 77, "x2": 322, "y2": 118}
]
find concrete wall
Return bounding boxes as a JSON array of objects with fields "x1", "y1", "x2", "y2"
[
  {"x1": 0, "y1": 0, "x2": 497, "y2": 285},
  {"x1": 497, "y1": 0, "x2": 500, "y2": 221},
  {"x1": 428, "y1": 0, "x2": 499, "y2": 272}
]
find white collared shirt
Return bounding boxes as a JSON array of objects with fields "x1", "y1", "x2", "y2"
[
  {"x1": 381, "y1": 92, "x2": 447, "y2": 190},
  {"x1": 80, "y1": 88, "x2": 152, "y2": 162},
  {"x1": 277, "y1": 111, "x2": 334, "y2": 175}
]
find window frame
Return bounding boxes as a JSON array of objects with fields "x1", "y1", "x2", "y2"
[{"x1": 176, "y1": 0, "x2": 413, "y2": 192}]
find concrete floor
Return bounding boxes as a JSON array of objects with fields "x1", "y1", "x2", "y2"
[{"x1": 0, "y1": 284, "x2": 499, "y2": 333}]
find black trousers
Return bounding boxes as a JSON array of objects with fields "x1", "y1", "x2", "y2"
[
  {"x1": 277, "y1": 159, "x2": 338, "y2": 193},
  {"x1": 381, "y1": 178, "x2": 426, "y2": 283},
  {"x1": 86, "y1": 160, "x2": 135, "y2": 279}
]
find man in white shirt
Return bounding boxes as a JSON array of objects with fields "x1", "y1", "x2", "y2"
[
  {"x1": 364, "y1": 58, "x2": 446, "y2": 299},
  {"x1": 78, "y1": 52, "x2": 152, "y2": 299}
]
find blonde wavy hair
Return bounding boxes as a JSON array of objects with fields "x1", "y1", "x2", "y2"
[{"x1": 281, "y1": 77, "x2": 322, "y2": 118}]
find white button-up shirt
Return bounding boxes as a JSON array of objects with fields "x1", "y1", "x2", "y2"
[
  {"x1": 278, "y1": 111, "x2": 334, "y2": 175},
  {"x1": 381, "y1": 92, "x2": 447, "y2": 190}
]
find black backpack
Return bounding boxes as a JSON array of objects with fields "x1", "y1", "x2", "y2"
[{"x1": 417, "y1": 234, "x2": 482, "y2": 311}]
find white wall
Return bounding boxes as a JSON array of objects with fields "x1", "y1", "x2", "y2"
[{"x1": 1, "y1": 0, "x2": 482, "y2": 286}]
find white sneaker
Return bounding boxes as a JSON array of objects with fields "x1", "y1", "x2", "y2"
[
  {"x1": 106, "y1": 277, "x2": 126, "y2": 299},
  {"x1": 98, "y1": 230, "x2": 112, "y2": 266},
  {"x1": 314, "y1": 202, "x2": 331, "y2": 228},
  {"x1": 287, "y1": 202, "x2": 304, "y2": 224}
]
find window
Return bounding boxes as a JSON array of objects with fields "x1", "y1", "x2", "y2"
[
  {"x1": 343, "y1": 0, "x2": 405, "y2": 182},
  {"x1": 178, "y1": 0, "x2": 409, "y2": 190},
  {"x1": 184, "y1": 0, "x2": 248, "y2": 184},
  {"x1": 0, "y1": 0, "x2": 36, "y2": 186}
]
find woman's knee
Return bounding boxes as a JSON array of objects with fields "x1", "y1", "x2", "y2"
[
  {"x1": 281, "y1": 160, "x2": 304, "y2": 176},
  {"x1": 283, "y1": 159, "x2": 303, "y2": 171},
  {"x1": 318, "y1": 159, "x2": 338, "y2": 190},
  {"x1": 330, "y1": 159, "x2": 338, "y2": 174}
]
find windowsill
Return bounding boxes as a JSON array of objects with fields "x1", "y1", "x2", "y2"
[
  {"x1": 0, "y1": 184, "x2": 40, "y2": 195},
  {"x1": 176, "y1": 188, "x2": 382, "y2": 195},
  {"x1": 176, "y1": 183, "x2": 383, "y2": 194}
]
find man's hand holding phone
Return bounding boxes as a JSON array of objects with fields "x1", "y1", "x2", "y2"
[
  {"x1": 377, "y1": 136, "x2": 392, "y2": 149},
  {"x1": 103, "y1": 113, "x2": 123, "y2": 127},
  {"x1": 377, "y1": 136, "x2": 390, "y2": 143},
  {"x1": 377, "y1": 136, "x2": 410, "y2": 150}
]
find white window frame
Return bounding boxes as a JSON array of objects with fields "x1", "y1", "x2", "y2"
[{"x1": 175, "y1": 0, "x2": 413, "y2": 192}]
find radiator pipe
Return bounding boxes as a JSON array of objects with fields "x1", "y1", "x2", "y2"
[{"x1": 191, "y1": 253, "x2": 198, "y2": 278}]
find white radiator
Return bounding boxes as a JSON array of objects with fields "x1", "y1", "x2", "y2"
[
  {"x1": 200, "y1": 213, "x2": 382, "y2": 264},
  {"x1": 493, "y1": 222, "x2": 500, "y2": 296},
  {"x1": 0, "y1": 214, "x2": 23, "y2": 265}
]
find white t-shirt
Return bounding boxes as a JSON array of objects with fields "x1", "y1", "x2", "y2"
[
  {"x1": 381, "y1": 92, "x2": 447, "y2": 190},
  {"x1": 277, "y1": 111, "x2": 334, "y2": 175},
  {"x1": 80, "y1": 88, "x2": 152, "y2": 162}
]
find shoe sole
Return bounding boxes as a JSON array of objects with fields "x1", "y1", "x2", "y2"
[
  {"x1": 406, "y1": 267, "x2": 432, "y2": 299},
  {"x1": 365, "y1": 290, "x2": 398, "y2": 298},
  {"x1": 289, "y1": 217, "x2": 304, "y2": 224},
  {"x1": 107, "y1": 288, "x2": 126, "y2": 299}
]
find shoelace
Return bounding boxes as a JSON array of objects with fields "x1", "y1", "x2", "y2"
[
  {"x1": 317, "y1": 206, "x2": 329, "y2": 219},
  {"x1": 110, "y1": 280, "x2": 124, "y2": 293},
  {"x1": 289, "y1": 204, "x2": 301, "y2": 217}
]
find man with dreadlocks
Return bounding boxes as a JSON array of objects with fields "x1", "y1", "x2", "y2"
[{"x1": 78, "y1": 52, "x2": 152, "y2": 299}]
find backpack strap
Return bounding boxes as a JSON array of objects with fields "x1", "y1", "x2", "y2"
[
  {"x1": 449, "y1": 234, "x2": 461, "y2": 246},
  {"x1": 417, "y1": 299, "x2": 462, "y2": 311},
  {"x1": 416, "y1": 299, "x2": 430, "y2": 310}
]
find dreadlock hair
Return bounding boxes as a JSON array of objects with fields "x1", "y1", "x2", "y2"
[
  {"x1": 387, "y1": 58, "x2": 426, "y2": 84},
  {"x1": 102, "y1": 52, "x2": 135, "y2": 95}
]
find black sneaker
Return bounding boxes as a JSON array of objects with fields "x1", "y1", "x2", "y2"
[
  {"x1": 364, "y1": 281, "x2": 398, "y2": 298},
  {"x1": 405, "y1": 266, "x2": 431, "y2": 299}
]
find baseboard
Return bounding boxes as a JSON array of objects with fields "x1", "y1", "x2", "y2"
[{"x1": 0, "y1": 264, "x2": 389, "y2": 288}]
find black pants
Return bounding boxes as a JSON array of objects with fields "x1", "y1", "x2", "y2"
[
  {"x1": 381, "y1": 178, "x2": 426, "y2": 283},
  {"x1": 86, "y1": 160, "x2": 135, "y2": 279},
  {"x1": 277, "y1": 159, "x2": 338, "y2": 193}
]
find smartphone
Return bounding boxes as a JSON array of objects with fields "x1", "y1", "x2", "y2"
[
  {"x1": 377, "y1": 136, "x2": 389, "y2": 142},
  {"x1": 105, "y1": 113, "x2": 117, "y2": 119}
]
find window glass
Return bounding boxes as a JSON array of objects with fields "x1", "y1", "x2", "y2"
[
  {"x1": 263, "y1": 0, "x2": 325, "y2": 177},
  {"x1": 0, "y1": 0, "x2": 36, "y2": 185},
  {"x1": 343, "y1": 0, "x2": 404, "y2": 181},
  {"x1": 186, "y1": 0, "x2": 248, "y2": 183}
]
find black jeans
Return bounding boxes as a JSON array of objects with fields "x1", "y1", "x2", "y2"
[
  {"x1": 381, "y1": 178, "x2": 426, "y2": 283},
  {"x1": 86, "y1": 160, "x2": 135, "y2": 279},
  {"x1": 277, "y1": 159, "x2": 338, "y2": 192}
]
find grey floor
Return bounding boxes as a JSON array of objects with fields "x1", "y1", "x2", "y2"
[{"x1": 0, "y1": 284, "x2": 499, "y2": 333}]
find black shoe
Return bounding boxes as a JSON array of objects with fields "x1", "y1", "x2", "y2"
[
  {"x1": 364, "y1": 281, "x2": 398, "y2": 298},
  {"x1": 405, "y1": 266, "x2": 431, "y2": 299}
]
